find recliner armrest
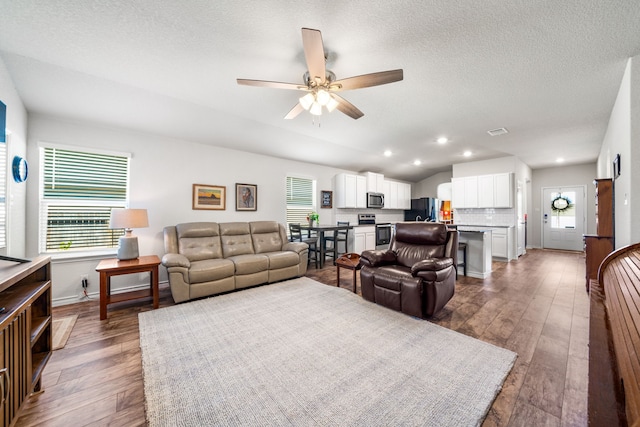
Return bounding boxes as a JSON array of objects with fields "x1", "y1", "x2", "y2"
[
  {"x1": 410, "y1": 257, "x2": 453, "y2": 275},
  {"x1": 360, "y1": 250, "x2": 397, "y2": 267},
  {"x1": 162, "y1": 253, "x2": 191, "y2": 268},
  {"x1": 282, "y1": 241, "x2": 308, "y2": 254}
]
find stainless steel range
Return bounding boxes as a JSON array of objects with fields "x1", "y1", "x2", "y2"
[{"x1": 358, "y1": 214, "x2": 391, "y2": 250}]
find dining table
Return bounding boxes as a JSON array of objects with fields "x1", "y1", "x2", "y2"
[{"x1": 299, "y1": 223, "x2": 353, "y2": 268}]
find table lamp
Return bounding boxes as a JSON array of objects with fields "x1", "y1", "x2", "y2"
[{"x1": 109, "y1": 208, "x2": 149, "y2": 260}]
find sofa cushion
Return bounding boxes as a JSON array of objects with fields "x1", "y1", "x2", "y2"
[
  {"x1": 176, "y1": 222, "x2": 223, "y2": 262},
  {"x1": 263, "y1": 251, "x2": 300, "y2": 270},
  {"x1": 250, "y1": 221, "x2": 284, "y2": 254},
  {"x1": 189, "y1": 258, "x2": 235, "y2": 284},
  {"x1": 220, "y1": 222, "x2": 255, "y2": 257},
  {"x1": 228, "y1": 254, "x2": 269, "y2": 275}
]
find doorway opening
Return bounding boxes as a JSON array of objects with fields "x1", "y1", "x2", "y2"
[{"x1": 542, "y1": 186, "x2": 586, "y2": 251}]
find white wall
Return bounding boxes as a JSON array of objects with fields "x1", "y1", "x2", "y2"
[
  {"x1": 25, "y1": 114, "x2": 367, "y2": 305},
  {"x1": 413, "y1": 171, "x2": 452, "y2": 199},
  {"x1": 597, "y1": 56, "x2": 640, "y2": 248},
  {"x1": 0, "y1": 56, "x2": 28, "y2": 257}
]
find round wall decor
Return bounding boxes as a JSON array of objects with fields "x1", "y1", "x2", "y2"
[
  {"x1": 12, "y1": 156, "x2": 28, "y2": 183},
  {"x1": 551, "y1": 195, "x2": 571, "y2": 212}
]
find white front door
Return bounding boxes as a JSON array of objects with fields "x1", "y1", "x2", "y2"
[{"x1": 542, "y1": 186, "x2": 586, "y2": 251}]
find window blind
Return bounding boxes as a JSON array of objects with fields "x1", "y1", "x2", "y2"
[
  {"x1": 40, "y1": 146, "x2": 129, "y2": 253},
  {"x1": 286, "y1": 176, "x2": 316, "y2": 228}
]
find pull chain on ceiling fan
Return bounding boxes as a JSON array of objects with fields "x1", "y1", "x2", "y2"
[{"x1": 237, "y1": 28, "x2": 403, "y2": 120}]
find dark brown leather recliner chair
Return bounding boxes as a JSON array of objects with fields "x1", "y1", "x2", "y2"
[{"x1": 359, "y1": 222, "x2": 458, "y2": 318}]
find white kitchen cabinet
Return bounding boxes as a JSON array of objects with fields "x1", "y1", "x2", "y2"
[
  {"x1": 335, "y1": 173, "x2": 367, "y2": 208},
  {"x1": 494, "y1": 173, "x2": 513, "y2": 208},
  {"x1": 384, "y1": 181, "x2": 398, "y2": 209},
  {"x1": 356, "y1": 175, "x2": 367, "y2": 208},
  {"x1": 381, "y1": 181, "x2": 411, "y2": 210},
  {"x1": 366, "y1": 172, "x2": 385, "y2": 193},
  {"x1": 492, "y1": 228, "x2": 508, "y2": 258},
  {"x1": 399, "y1": 182, "x2": 411, "y2": 209},
  {"x1": 453, "y1": 173, "x2": 513, "y2": 208},
  {"x1": 491, "y1": 227, "x2": 515, "y2": 260},
  {"x1": 452, "y1": 176, "x2": 478, "y2": 208},
  {"x1": 478, "y1": 174, "x2": 495, "y2": 207},
  {"x1": 354, "y1": 226, "x2": 376, "y2": 254}
]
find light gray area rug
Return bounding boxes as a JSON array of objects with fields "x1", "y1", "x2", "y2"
[{"x1": 139, "y1": 277, "x2": 516, "y2": 426}]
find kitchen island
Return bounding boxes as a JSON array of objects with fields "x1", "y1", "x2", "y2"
[{"x1": 457, "y1": 227, "x2": 493, "y2": 278}]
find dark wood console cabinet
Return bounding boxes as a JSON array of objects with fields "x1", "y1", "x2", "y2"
[
  {"x1": 584, "y1": 179, "x2": 614, "y2": 292},
  {"x1": 0, "y1": 256, "x2": 52, "y2": 427}
]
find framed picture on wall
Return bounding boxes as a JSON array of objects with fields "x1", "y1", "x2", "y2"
[
  {"x1": 192, "y1": 184, "x2": 226, "y2": 210},
  {"x1": 321, "y1": 190, "x2": 332, "y2": 208},
  {"x1": 613, "y1": 153, "x2": 621, "y2": 179},
  {"x1": 236, "y1": 183, "x2": 257, "y2": 211}
]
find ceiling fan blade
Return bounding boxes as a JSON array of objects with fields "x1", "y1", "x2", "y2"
[
  {"x1": 301, "y1": 28, "x2": 326, "y2": 84},
  {"x1": 284, "y1": 103, "x2": 305, "y2": 120},
  {"x1": 330, "y1": 69, "x2": 404, "y2": 92},
  {"x1": 237, "y1": 79, "x2": 307, "y2": 91},
  {"x1": 331, "y1": 94, "x2": 364, "y2": 120}
]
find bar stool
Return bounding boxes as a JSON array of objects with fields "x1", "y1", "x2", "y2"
[
  {"x1": 289, "y1": 223, "x2": 320, "y2": 269},
  {"x1": 323, "y1": 221, "x2": 349, "y2": 261},
  {"x1": 457, "y1": 242, "x2": 467, "y2": 278}
]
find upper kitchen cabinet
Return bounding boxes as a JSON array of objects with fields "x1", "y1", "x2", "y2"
[
  {"x1": 335, "y1": 173, "x2": 367, "y2": 208},
  {"x1": 452, "y1": 176, "x2": 478, "y2": 208},
  {"x1": 452, "y1": 173, "x2": 513, "y2": 208},
  {"x1": 365, "y1": 172, "x2": 385, "y2": 193},
  {"x1": 493, "y1": 173, "x2": 513, "y2": 208},
  {"x1": 383, "y1": 180, "x2": 411, "y2": 210}
]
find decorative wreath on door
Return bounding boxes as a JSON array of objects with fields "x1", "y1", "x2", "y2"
[{"x1": 551, "y1": 195, "x2": 572, "y2": 212}]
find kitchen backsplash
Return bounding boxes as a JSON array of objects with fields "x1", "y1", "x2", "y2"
[
  {"x1": 454, "y1": 208, "x2": 516, "y2": 226},
  {"x1": 335, "y1": 209, "x2": 404, "y2": 225}
]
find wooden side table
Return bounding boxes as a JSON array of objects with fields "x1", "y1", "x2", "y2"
[
  {"x1": 335, "y1": 253, "x2": 361, "y2": 293},
  {"x1": 95, "y1": 255, "x2": 161, "y2": 320}
]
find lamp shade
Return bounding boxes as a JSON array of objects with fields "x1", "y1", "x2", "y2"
[
  {"x1": 109, "y1": 208, "x2": 149, "y2": 230},
  {"x1": 109, "y1": 209, "x2": 148, "y2": 260}
]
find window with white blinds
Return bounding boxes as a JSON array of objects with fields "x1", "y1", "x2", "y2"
[
  {"x1": 0, "y1": 139, "x2": 6, "y2": 249},
  {"x1": 39, "y1": 145, "x2": 130, "y2": 253},
  {"x1": 286, "y1": 175, "x2": 316, "y2": 229}
]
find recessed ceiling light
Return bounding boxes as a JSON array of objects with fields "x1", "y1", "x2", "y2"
[
  {"x1": 413, "y1": 160, "x2": 421, "y2": 166},
  {"x1": 437, "y1": 137, "x2": 448, "y2": 144},
  {"x1": 463, "y1": 151, "x2": 472, "y2": 157},
  {"x1": 384, "y1": 150, "x2": 392, "y2": 157},
  {"x1": 556, "y1": 157, "x2": 565, "y2": 163}
]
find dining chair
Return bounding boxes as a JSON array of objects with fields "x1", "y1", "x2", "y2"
[
  {"x1": 323, "y1": 221, "x2": 349, "y2": 265},
  {"x1": 289, "y1": 223, "x2": 319, "y2": 269}
]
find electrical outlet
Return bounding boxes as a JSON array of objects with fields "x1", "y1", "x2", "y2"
[{"x1": 80, "y1": 274, "x2": 89, "y2": 288}]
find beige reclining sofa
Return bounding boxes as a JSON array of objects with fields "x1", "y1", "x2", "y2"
[{"x1": 162, "y1": 221, "x2": 308, "y2": 303}]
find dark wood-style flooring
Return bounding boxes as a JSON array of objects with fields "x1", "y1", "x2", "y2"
[{"x1": 16, "y1": 249, "x2": 588, "y2": 426}]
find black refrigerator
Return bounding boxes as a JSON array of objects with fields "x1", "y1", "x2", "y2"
[{"x1": 404, "y1": 198, "x2": 439, "y2": 222}]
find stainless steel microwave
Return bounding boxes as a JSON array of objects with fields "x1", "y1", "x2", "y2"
[{"x1": 367, "y1": 192, "x2": 385, "y2": 209}]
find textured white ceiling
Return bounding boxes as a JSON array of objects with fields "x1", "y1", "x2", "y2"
[{"x1": 1, "y1": 0, "x2": 639, "y2": 182}]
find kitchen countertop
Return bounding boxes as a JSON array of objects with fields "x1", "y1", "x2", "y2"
[
  {"x1": 454, "y1": 224, "x2": 514, "y2": 228},
  {"x1": 457, "y1": 227, "x2": 494, "y2": 233}
]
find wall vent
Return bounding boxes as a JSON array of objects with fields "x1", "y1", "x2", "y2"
[{"x1": 487, "y1": 127, "x2": 509, "y2": 136}]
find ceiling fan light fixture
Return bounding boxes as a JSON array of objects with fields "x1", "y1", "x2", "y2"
[
  {"x1": 299, "y1": 93, "x2": 314, "y2": 110},
  {"x1": 310, "y1": 102, "x2": 323, "y2": 116},
  {"x1": 316, "y1": 89, "x2": 331, "y2": 106},
  {"x1": 326, "y1": 97, "x2": 339, "y2": 112}
]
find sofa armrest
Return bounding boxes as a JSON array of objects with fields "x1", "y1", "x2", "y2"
[
  {"x1": 410, "y1": 257, "x2": 453, "y2": 275},
  {"x1": 282, "y1": 241, "x2": 308, "y2": 254},
  {"x1": 360, "y1": 250, "x2": 397, "y2": 268},
  {"x1": 162, "y1": 253, "x2": 191, "y2": 268}
]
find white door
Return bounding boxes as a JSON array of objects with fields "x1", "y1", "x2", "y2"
[
  {"x1": 517, "y1": 180, "x2": 525, "y2": 256},
  {"x1": 542, "y1": 186, "x2": 586, "y2": 251}
]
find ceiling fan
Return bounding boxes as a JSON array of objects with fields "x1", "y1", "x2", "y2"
[{"x1": 237, "y1": 28, "x2": 403, "y2": 120}]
